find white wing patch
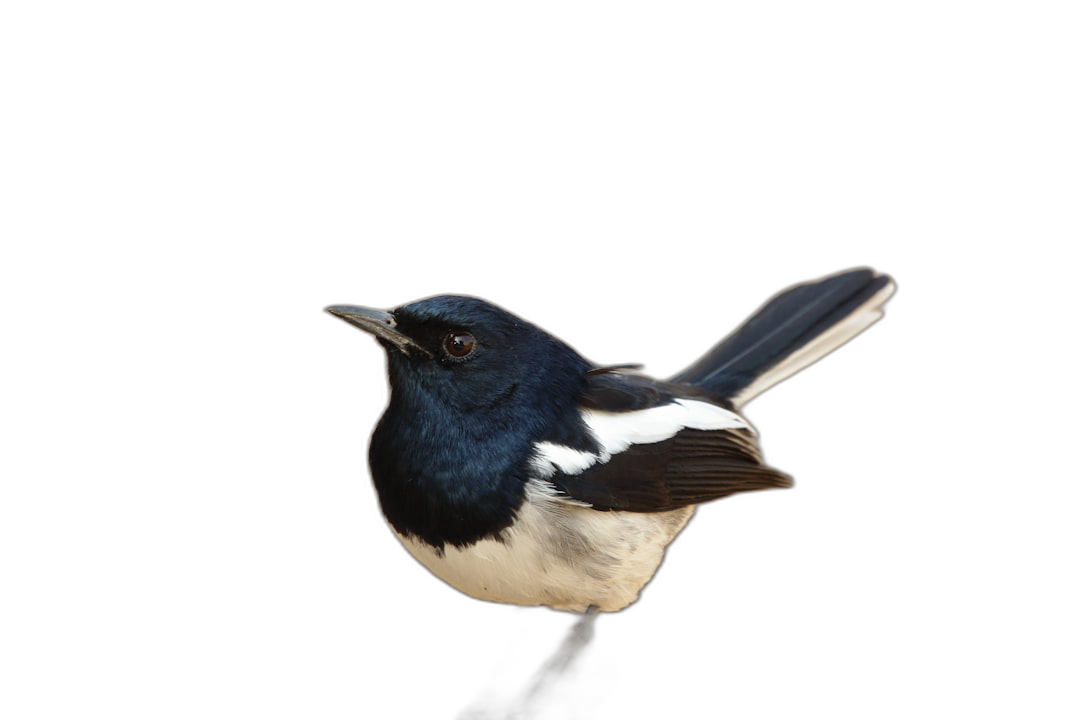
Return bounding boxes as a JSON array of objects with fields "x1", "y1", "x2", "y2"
[
  {"x1": 531, "y1": 442, "x2": 597, "y2": 476},
  {"x1": 585, "y1": 398, "x2": 748, "y2": 454},
  {"x1": 531, "y1": 399, "x2": 749, "y2": 480}
]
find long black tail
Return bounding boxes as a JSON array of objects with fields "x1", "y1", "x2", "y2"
[{"x1": 670, "y1": 268, "x2": 895, "y2": 409}]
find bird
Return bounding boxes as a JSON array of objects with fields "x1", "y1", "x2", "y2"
[{"x1": 326, "y1": 268, "x2": 895, "y2": 613}]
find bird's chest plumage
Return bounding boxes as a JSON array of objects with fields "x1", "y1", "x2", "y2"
[
  {"x1": 369, "y1": 378, "x2": 595, "y2": 551},
  {"x1": 395, "y1": 482, "x2": 695, "y2": 612},
  {"x1": 369, "y1": 400, "x2": 696, "y2": 611},
  {"x1": 369, "y1": 405, "x2": 535, "y2": 549},
  {"x1": 368, "y1": 386, "x2": 750, "y2": 611}
]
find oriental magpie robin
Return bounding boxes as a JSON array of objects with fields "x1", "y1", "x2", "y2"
[{"x1": 327, "y1": 268, "x2": 894, "y2": 612}]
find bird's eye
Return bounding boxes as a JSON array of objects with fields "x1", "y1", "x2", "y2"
[{"x1": 443, "y1": 331, "x2": 477, "y2": 359}]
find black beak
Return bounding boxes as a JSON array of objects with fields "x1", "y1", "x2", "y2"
[{"x1": 325, "y1": 305, "x2": 432, "y2": 358}]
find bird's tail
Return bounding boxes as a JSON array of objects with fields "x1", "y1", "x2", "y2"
[{"x1": 670, "y1": 268, "x2": 895, "y2": 409}]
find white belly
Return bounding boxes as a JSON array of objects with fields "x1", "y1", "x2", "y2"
[{"x1": 395, "y1": 483, "x2": 695, "y2": 612}]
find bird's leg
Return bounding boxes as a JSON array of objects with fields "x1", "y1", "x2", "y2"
[
  {"x1": 503, "y1": 604, "x2": 600, "y2": 716},
  {"x1": 460, "y1": 608, "x2": 604, "y2": 720}
]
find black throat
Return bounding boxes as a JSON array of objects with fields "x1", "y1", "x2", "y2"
[{"x1": 368, "y1": 398, "x2": 536, "y2": 549}]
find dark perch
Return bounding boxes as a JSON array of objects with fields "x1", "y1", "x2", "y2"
[{"x1": 458, "y1": 608, "x2": 600, "y2": 720}]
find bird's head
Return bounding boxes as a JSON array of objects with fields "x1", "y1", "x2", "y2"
[{"x1": 326, "y1": 295, "x2": 591, "y2": 419}]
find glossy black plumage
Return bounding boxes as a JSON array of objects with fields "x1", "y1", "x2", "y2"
[
  {"x1": 550, "y1": 426, "x2": 791, "y2": 512},
  {"x1": 327, "y1": 268, "x2": 895, "y2": 610},
  {"x1": 672, "y1": 268, "x2": 893, "y2": 405}
]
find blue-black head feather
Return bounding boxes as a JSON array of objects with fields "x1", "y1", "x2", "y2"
[{"x1": 363, "y1": 295, "x2": 595, "y2": 548}]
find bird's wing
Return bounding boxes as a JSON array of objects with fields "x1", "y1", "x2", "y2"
[
  {"x1": 538, "y1": 426, "x2": 793, "y2": 511},
  {"x1": 530, "y1": 372, "x2": 792, "y2": 512}
]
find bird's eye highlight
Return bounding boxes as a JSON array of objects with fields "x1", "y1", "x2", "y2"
[{"x1": 443, "y1": 331, "x2": 477, "y2": 359}]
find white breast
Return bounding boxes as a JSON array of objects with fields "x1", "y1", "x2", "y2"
[
  {"x1": 396, "y1": 398, "x2": 746, "y2": 612},
  {"x1": 396, "y1": 481, "x2": 695, "y2": 612}
]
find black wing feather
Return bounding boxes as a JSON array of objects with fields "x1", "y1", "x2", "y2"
[{"x1": 551, "y1": 427, "x2": 792, "y2": 512}]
